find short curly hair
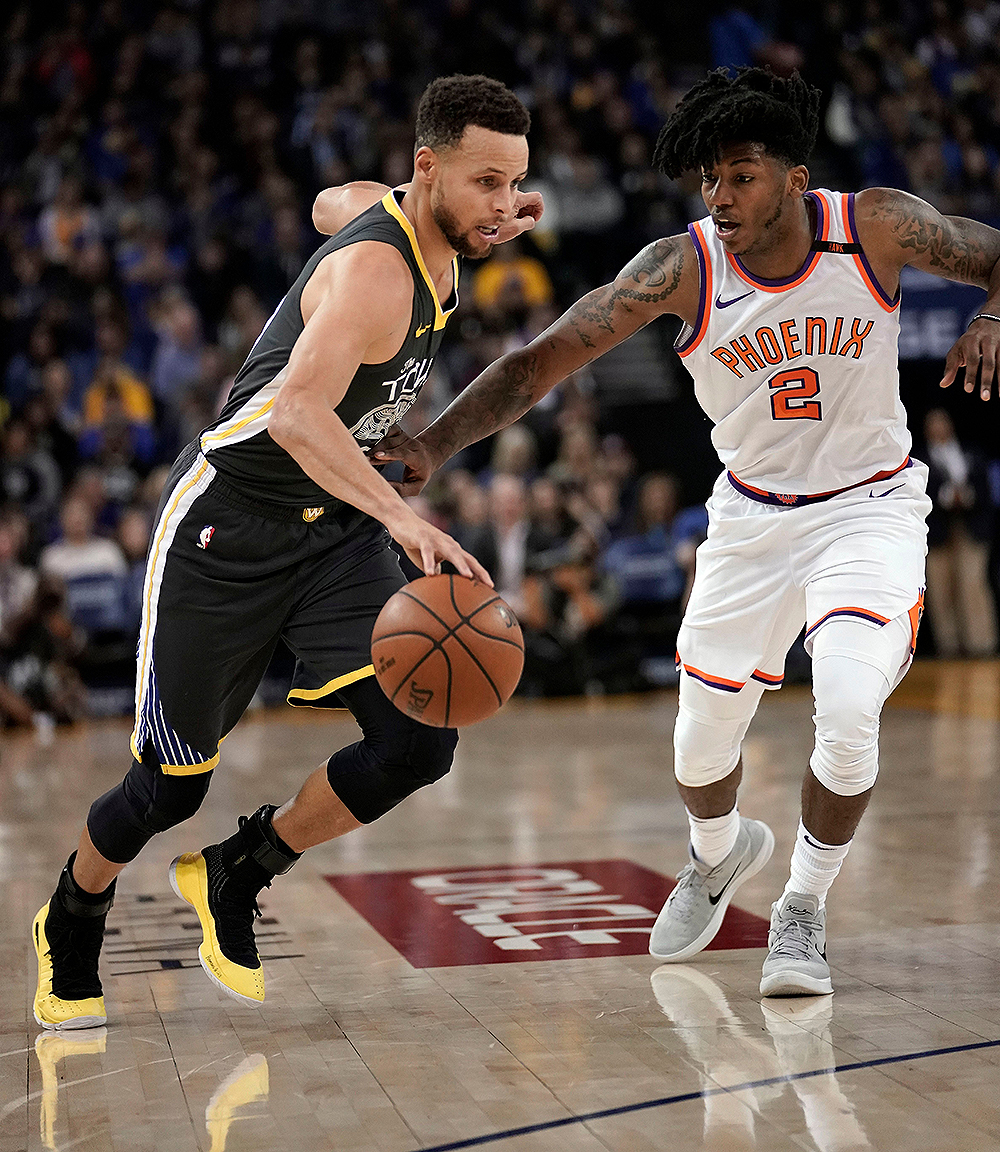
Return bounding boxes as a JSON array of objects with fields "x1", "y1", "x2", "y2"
[
  {"x1": 653, "y1": 68, "x2": 821, "y2": 179},
  {"x1": 415, "y1": 75, "x2": 530, "y2": 152}
]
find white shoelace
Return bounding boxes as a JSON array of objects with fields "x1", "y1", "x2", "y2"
[
  {"x1": 666, "y1": 863, "x2": 705, "y2": 919},
  {"x1": 771, "y1": 917, "x2": 822, "y2": 960}
]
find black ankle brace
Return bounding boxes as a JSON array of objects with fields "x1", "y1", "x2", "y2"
[
  {"x1": 229, "y1": 805, "x2": 301, "y2": 879},
  {"x1": 57, "y1": 852, "x2": 116, "y2": 918}
]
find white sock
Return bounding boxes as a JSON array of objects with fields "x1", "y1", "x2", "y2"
[
  {"x1": 783, "y1": 819, "x2": 852, "y2": 907},
  {"x1": 688, "y1": 806, "x2": 740, "y2": 868}
]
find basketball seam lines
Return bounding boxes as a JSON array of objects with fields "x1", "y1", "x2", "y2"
[
  {"x1": 385, "y1": 636, "x2": 451, "y2": 710},
  {"x1": 455, "y1": 583, "x2": 524, "y2": 650},
  {"x1": 392, "y1": 584, "x2": 504, "y2": 708},
  {"x1": 402, "y1": 585, "x2": 505, "y2": 697}
]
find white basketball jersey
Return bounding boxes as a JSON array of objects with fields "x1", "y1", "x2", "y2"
[{"x1": 675, "y1": 190, "x2": 910, "y2": 500}]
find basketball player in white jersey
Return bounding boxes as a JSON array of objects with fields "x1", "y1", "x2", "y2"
[{"x1": 375, "y1": 67, "x2": 1000, "y2": 997}]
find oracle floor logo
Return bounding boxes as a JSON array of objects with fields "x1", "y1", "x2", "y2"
[{"x1": 325, "y1": 860, "x2": 768, "y2": 967}]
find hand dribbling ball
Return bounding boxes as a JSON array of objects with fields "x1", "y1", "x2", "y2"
[{"x1": 371, "y1": 574, "x2": 524, "y2": 727}]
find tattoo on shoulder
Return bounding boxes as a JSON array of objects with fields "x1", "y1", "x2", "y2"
[
  {"x1": 868, "y1": 189, "x2": 999, "y2": 286},
  {"x1": 566, "y1": 237, "x2": 685, "y2": 349}
]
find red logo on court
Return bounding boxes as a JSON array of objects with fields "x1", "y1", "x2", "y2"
[{"x1": 324, "y1": 860, "x2": 768, "y2": 967}]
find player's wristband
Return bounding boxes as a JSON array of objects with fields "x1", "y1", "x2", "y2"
[{"x1": 969, "y1": 313, "x2": 1000, "y2": 325}]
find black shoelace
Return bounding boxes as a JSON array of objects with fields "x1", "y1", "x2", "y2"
[
  {"x1": 204, "y1": 841, "x2": 266, "y2": 968},
  {"x1": 45, "y1": 910, "x2": 105, "y2": 1000}
]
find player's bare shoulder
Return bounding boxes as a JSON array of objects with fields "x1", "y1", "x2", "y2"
[
  {"x1": 853, "y1": 186, "x2": 1000, "y2": 288},
  {"x1": 301, "y1": 240, "x2": 412, "y2": 341},
  {"x1": 561, "y1": 232, "x2": 699, "y2": 352}
]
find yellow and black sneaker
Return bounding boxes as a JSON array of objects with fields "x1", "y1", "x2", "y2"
[
  {"x1": 33, "y1": 854, "x2": 115, "y2": 1030},
  {"x1": 169, "y1": 804, "x2": 299, "y2": 1006}
]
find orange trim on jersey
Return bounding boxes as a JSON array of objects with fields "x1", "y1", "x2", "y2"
[
  {"x1": 724, "y1": 190, "x2": 830, "y2": 293},
  {"x1": 842, "y1": 193, "x2": 900, "y2": 314},
  {"x1": 907, "y1": 589, "x2": 925, "y2": 656},
  {"x1": 677, "y1": 658, "x2": 746, "y2": 693},
  {"x1": 751, "y1": 669, "x2": 784, "y2": 686},
  {"x1": 728, "y1": 456, "x2": 911, "y2": 507},
  {"x1": 676, "y1": 221, "x2": 713, "y2": 358}
]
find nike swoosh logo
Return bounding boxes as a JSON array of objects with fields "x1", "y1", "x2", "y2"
[
  {"x1": 870, "y1": 483, "x2": 904, "y2": 498},
  {"x1": 415, "y1": 323, "x2": 432, "y2": 337},
  {"x1": 707, "y1": 862, "x2": 742, "y2": 905},
  {"x1": 715, "y1": 291, "x2": 755, "y2": 309}
]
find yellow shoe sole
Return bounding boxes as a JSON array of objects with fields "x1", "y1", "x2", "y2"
[
  {"x1": 32, "y1": 903, "x2": 107, "y2": 1030},
  {"x1": 169, "y1": 853, "x2": 265, "y2": 1005}
]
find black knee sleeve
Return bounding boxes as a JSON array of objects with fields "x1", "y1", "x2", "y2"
[
  {"x1": 87, "y1": 748, "x2": 212, "y2": 864},
  {"x1": 326, "y1": 714, "x2": 458, "y2": 824}
]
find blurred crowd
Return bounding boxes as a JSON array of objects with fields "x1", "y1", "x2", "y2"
[{"x1": 3, "y1": 0, "x2": 1000, "y2": 729}]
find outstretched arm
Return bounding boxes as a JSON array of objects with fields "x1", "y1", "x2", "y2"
[
  {"x1": 855, "y1": 188, "x2": 1000, "y2": 398},
  {"x1": 312, "y1": 182, "x2": 390, "y2": 235},
  {"x1": 374, "y1": 233, "x2": 699, "y2": 493},
  {"x1": 312, "y1": 182, "x2": 545, "y2": 241}
]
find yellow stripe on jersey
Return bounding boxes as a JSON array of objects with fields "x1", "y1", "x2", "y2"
[
  {"x1": 381, "y1": 190, "x2": 459, "y2": 331},
  {"x1": 286, "y1": 664, "x2": 376, "y2": 706},
  {"x1": 131, "y1": 456, "x2": 213, "y2": 766},
  {"x1": 201, "y1": 397, "x2": 275, "y2": 450}
]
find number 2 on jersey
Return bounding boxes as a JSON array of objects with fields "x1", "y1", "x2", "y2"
[{"x1": 769, "y1": 366, "x2": 822, "y2": 421}]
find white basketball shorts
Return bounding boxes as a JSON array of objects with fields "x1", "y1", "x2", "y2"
[{"x1": 676, "y1": 460, "x2": 931, "y2": 694}]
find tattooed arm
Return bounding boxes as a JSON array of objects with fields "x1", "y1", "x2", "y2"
[
  {"x1": 373, "y1": 233, "x2": 700, "y2": 493},
  {"x1": 854, "y1": 188, "x2": 1000, "y2": 398}
]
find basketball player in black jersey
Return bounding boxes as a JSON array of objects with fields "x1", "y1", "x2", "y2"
[{"x1": 33, "y1": 75, "x2": 543, "y2": 1028}]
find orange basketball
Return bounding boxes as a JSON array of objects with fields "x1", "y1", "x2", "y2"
[{"x1": 371, "y1": 574, "x2": 524, "y2": 727}]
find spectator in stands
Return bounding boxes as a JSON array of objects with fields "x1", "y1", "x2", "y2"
[
  {"x1": 923, "y1": 408, "x2": 997, "y2": 656},
  {"x1": 447, "y1": 473, "x2": 490, "y2": 552},
  {"x1": 24, "y1": 360, "x2": 80, "y2": 484},
  {"x1": 39, "y1": 495, "x2": 128, "y2": 640},
  {"x1": 472, "y1": 237, "x2": 554, "y2": 317},
  {"x1": 547, "y1": 421, "x2": 600, "y2": 490},
  {"x1": 0, "y1": 416, "x2": 63, "y2": 536},
  {"x1": 0, "y1": 572, "x2": 85, "y2": 733},
  {"x1": 78, "y1": 355, "x2": 156, "y2": 468},
  {"x1": 37, "y1": 173, "x2": 100, "y2": 267},
  {"x1": 0, "y1": 512, "x2": 38, "y2": 648},
  {"x1": 116, "y1": 505, "x2": 151, "y2": 637},
  {"x1": 528, "y1": 476, "x2": 576, "y2": 549},
  {"x1": 463, "y1": 475, "x2": 534, "y2": 617},
  {"x1": 521, "y1": 530, "x2": 620, "y2": 697},
  {"x1": 5, "y1": 322, "x2": 58, "y2": 412},
  {"x1": 150, "y1": 294, "x2": 204, "y2": 415},
  {"x1": 484, "y1": 423, "x2": 539, "y2": 486},
  {"x1": 601, "y1": 473, "x2": 709, "y2": 681}
]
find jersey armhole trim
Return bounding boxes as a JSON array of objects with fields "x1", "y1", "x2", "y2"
[
  {"x1": 843, "y1": 192, "x2": 900, "y2": 313},
  {"x1": 675, "y1": 222, "x2": 711, "y2": 357},
  {"x1": 381, "y1": 190, "x2": 460, "y2": 331},
  {"x1": 724, "y1": 191, "x2": 828, "y2": 292}
]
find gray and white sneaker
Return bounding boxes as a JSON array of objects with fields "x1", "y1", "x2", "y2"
[
  {"x1": 759, "y1": 891, "x2": 833, "y2": 997},
  {"x1": 649, "y1": 817, "x2": 774, "y2": 961}
]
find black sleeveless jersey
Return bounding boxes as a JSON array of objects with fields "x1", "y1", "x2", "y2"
[{"x1": 199, "y1": 189, "x2": 460, "y2": 506}]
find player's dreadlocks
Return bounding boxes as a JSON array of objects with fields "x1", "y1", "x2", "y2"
[{"x1": 653, "y1": 68, "x2": 821, "y2": 179}]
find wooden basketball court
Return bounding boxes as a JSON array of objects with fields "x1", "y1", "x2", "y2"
[{"x1": 3, "y1": 660, "x2": 1000, "y2": 1151}]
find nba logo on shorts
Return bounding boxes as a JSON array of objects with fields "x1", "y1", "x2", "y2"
[{"x1": 198, "y1": 525, "x2": 215, "y2": 549}]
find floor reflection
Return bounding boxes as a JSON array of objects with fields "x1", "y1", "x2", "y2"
[
  {"x1": 34, "y1": 1027, "x2": 108, "y2": 1152},
  {"x1": 205, "y1": 1052, "x2": 269, "y2": 1152},
  {"x1": 651, "y1": 966, "x2": 870, "y2": 1150}
]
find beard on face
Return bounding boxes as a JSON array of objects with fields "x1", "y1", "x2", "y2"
[
  {"x1": 741, "y1": 190, "x2": 791, "y2": 257},
  {"x1": 431, "y1": 191, "x2": 494, "y2": 260}
]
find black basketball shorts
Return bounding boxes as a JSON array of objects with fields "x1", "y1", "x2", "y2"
[{"x1": 130, "y1": 444, "x2": 407, "y2": 776}]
